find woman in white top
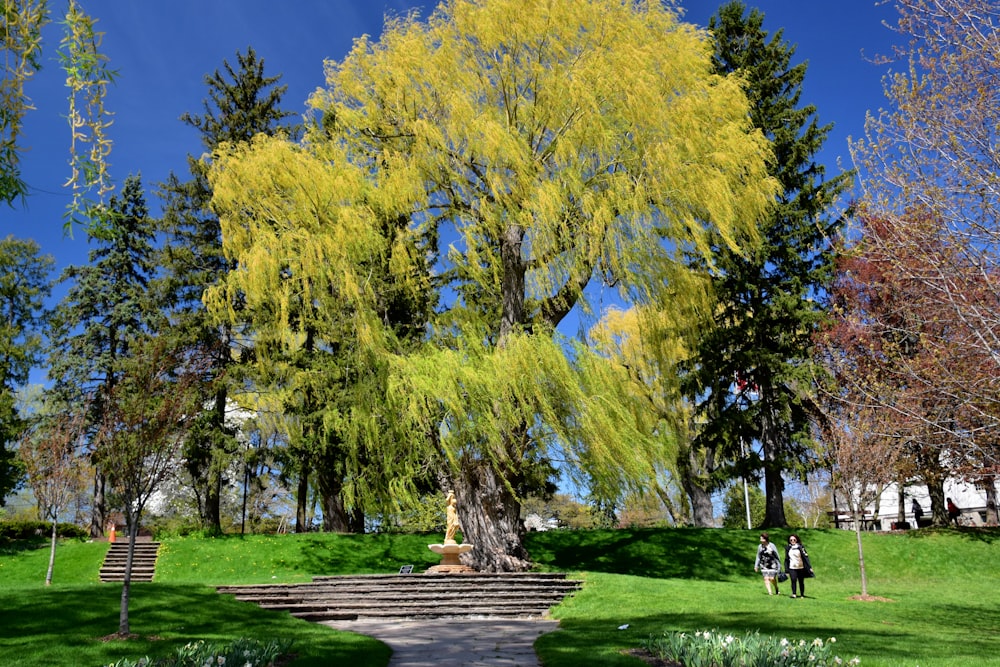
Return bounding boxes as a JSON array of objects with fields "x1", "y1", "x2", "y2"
[{"x1": 783, "y1": 533, "x2": 813, "y2": 598}]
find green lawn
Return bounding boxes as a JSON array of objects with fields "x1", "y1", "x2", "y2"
[{"x1": 1, "y1": 526, "x2": 997, "y2": 666}]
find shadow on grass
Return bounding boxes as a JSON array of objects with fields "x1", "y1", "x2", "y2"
[
  {"x1": 539, "y1": 603, "x2": 997, "y2": 667},
  {"x1": 527, "y1": 527, "x2": 760, "y2": 580},
  {"x1": 296, "y1": 533, "x2": 441, "y2": 575},
  {"x1": 0, "y1": 583, "x2": 389, "y2": 667}
]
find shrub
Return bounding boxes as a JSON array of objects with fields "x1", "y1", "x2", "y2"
[{"x1": 0, "y1": 520, "x2": 88, "y2": 540}]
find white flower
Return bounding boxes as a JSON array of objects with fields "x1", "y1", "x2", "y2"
[
  {"x1": 829, "y1": 637, "x2": 837, "y2": 643},
  {"x1": 813, "y1": 638, "x2": 824, "y2": 647},
  {"x1": 617, "y1": 624, "x2": 629, "y2": 630},
  {"x1": 780, "y1": 638, "x2": 790, "y2": 647},
  {"x1": 724, "y1": 635, "x2": 735, "y2": 645}
]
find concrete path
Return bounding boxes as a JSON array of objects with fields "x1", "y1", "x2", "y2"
[{"x1": 323, "y1": 618, "x2": 561, "y2": 667}]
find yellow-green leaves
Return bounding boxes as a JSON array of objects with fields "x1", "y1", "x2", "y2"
[
  {"x1": 312, "y1": 0, "x2": 777, "y2": 314},
  {"x1": 1, "y1": 0, "x2": 49, "y2": 205},
  {"x1": 59, "y1": 0, "x2": 116, "y2": 234}
]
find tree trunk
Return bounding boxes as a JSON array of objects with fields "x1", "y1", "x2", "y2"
[
  {"x1": 760, "y1": 406, "x2": 787, "y2": 527},
  {"x1": 45, "y1": 517, "x2": 57, "y2": 586},
  {"x1": 924, "y1": 467, "x2": 948, "y2": 526},
  {"x1": 854, "y1": 515, "x2": 869, "y2": 597},
  {"x1": 90, "y1": 470, "x2": 106, "y2": 539},
  {"x1": 119, "y1": 516, "x2": 139, "y2": 637},
  {"x1": 984, "y1": 481, "x2": 998, "y2": 525},
  {"x1": 295, "y1": 463, "x2": 310, "y2": 533},
  {"x1": 896, "y1": 484, "x2": 906, "y2": 524},
  {"x1": 318, "y1": 469, "x2": 351, "y2": 533},
  {"x1": 762, "y1": 462, "x2": 786, "y2": 527},
  {"x1": 678, "y1": 443, "x2": 717, "y2": 527},
  {"x1": 451, "y1": 463, "x2": 531, "y2": 572}
]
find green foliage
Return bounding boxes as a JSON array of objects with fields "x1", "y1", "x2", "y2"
[
  {"x1": 0, "y1": 236, "x2": 53, "y2": 505},
  {"x1": 721, "y1": 482, "x2": 766, "y2": 529},
  {"x1": 157, "y1": 47, "x2": 299, "y2": 533},
  {"x1": 102, "y1": 637, "x2": 293, "y2": 667},
  {"x1": 0, "y1": 520, "x2": 87, "y2": 540},
  {"x1": 48, "y1": 174, "x2": 160, "y2": 405}
]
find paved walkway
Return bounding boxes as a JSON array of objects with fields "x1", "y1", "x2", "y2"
[{"x1": 323, "y1": 618, "x2": 561, "y2": 667}]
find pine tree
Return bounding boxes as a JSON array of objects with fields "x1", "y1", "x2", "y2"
[
  {"x1": 156, "y1": 47, "x2": 297, "y2": 533},
  {"x1": 681, "y1": 2, "x2": 851, "y2": 527},
  {"x1": 47, "y1": 174, "x2": 159, "y2": 536}
]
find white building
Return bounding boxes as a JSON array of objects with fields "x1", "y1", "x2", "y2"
[{"x1": 832, "y1": 478, "x2": 997, "y2": 531}]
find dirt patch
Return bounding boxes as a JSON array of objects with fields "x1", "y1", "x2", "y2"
[
  {"x1": 848, "y1": 594, "x2": 895, "y2": 603},
  {"x1": 621, "y1": 648, "x2": 683, "y2": 667}
]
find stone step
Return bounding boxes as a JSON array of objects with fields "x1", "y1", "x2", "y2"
[
  {"x1": 218, "y1": 572, "x2": 583, "y2": 621},
  {"x1": 99, "y1": 542, "x2": 160, "y2": 583}
]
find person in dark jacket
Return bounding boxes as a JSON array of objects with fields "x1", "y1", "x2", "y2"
[{"x1": 783, "y1": 534, "x2": 813, "y2": 599}]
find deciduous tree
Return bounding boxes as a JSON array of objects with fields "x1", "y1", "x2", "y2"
[
  {"x1": 93, "y1": 334, "x2": 206, "y2": 637},
  {"x1": 17, "y1": 407, "x2": 90, "y2": 585},
  {"x1": 852, "y1": 0, "x2": 1000, "y2": 485},
  {"x1": 207, "y1": 0, "x2": 777, "y2": 570}
]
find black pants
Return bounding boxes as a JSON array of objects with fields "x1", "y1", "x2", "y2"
[{"x1": 789, "y1": 569, "x2": 806, "y2": 597}]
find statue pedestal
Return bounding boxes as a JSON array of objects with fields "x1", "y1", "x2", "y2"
[{"x1": 427, "y1": 541, "x2": 475, "y2": 573}]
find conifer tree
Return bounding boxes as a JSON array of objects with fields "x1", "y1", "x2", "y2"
[
  {"x1": 157, "y1": 47, "x2": 297, "y2": 533},
  {"x1": 680, "y1": 2, "x2": 851, "y2": 527},
  {"x1": 47, "y1": 174, "x2": 159, "y2": 537}
]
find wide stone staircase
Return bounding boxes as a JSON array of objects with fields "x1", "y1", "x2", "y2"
[
  {"x1": 99, "y1": 541, "x2": 161, "y2": 583},
  {"x1": 217, "y1": 572, "x2": 583, "y2": 622}
]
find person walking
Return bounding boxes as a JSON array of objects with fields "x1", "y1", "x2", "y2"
[
  {"x1": 947, "y1": 498, "x2": 961, "y2": 526},
  {"x1": 784, "y1": 534, "x2": 813, "y2": 599},
  {"x1": 753, "y1": 532, "x2": 782, "y2": 596}
]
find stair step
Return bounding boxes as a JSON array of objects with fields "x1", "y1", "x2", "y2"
[
  {"x1": 218, "y1": 572, "x2": 583, "y2": 621},
  {"x1": 99, "y1": 542, "x2": 160, "y2": 583}
]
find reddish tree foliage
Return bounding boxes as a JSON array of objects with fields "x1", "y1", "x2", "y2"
[{"x1": 18, "y1": 409, "x2": 91, "y2": 586}]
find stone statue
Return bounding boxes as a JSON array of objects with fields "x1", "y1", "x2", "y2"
[
  {"x1": 444, "y1": 490, "x2": 460, "y2": 544},
  {"x1": 427, "y1": 490, "x2": 475, "y2": 572}
]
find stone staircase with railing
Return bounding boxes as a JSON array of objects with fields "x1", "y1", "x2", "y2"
[
  {"x1": 217, "y1": 572, "x2": 583, "y2": 622},
  {"x1": 99, "y1": 541, "x2": 160, "y2": 583}
]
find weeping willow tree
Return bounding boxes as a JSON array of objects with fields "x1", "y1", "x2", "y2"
[
  {"x1": 207, "y1": 0, "x2": 777, "y2": 571},
  {"x1": 587, "y1": 297, "x2": 726, "y2": 527},
  {"x1": 2, "y1": 0, "x2": 116, "y2": 231}
]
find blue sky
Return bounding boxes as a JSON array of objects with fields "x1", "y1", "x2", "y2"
[{"x1": 4, "y1": 0, "x2": 901, "y2": 311}]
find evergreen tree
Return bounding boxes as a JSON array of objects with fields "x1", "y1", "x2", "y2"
[
  {"x1": 156, "y1": 47, "x2": 297, "y2": 533},
  {"x1": 0, "y1": 236, "x2": 53, "y2": 503},
  {"x1": 681, "y1": 2, "x2": 851, "y2": 527},
  {"x1": 47, "y1": 174, "x2": 159, "y2": 536}
]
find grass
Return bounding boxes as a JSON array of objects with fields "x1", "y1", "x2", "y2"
[{"x1": 1, "y1": 526, "x2": 997, "y2": 666}]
